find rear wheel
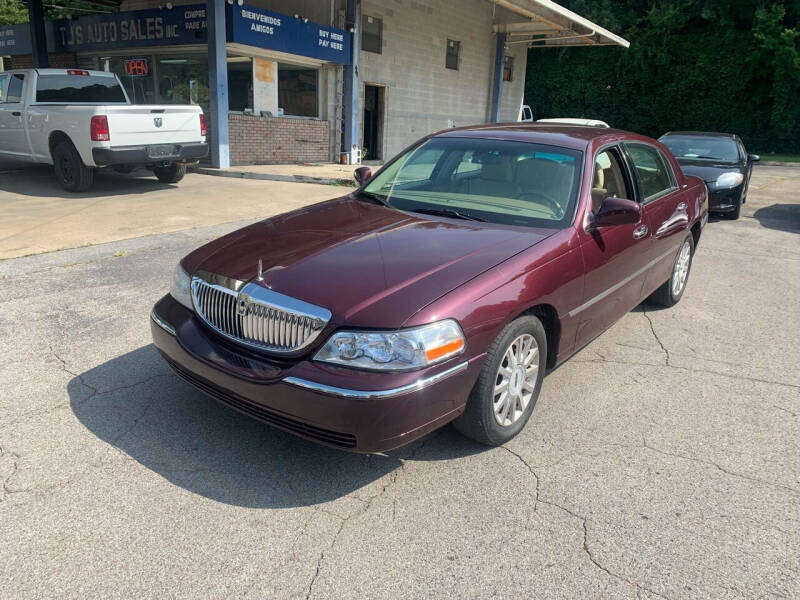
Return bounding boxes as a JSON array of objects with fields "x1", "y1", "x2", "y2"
[
  {"x1": 453, "y1": 316, "x2": 546, "y2": 446},
  {"x1": 53, "y1": 139, "x2": 94, "y2": 192},
  {"x1": 648, "y1": 234, "x2": 694, "y2": 307},
  {"x1": 153, "y1": 163, "x2": 186, "y2": 184}
]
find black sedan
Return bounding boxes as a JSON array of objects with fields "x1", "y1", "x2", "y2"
[{"x1": 659, "y1": 131, "x2": 759, "y2": 220}]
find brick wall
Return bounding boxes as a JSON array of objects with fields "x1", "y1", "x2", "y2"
[
  {"x1": 228, "y1": 114, "x2": 330, "y2": 165},
  {"x1": 9, "y1": 53, "x2": 77, "y2": 69}
]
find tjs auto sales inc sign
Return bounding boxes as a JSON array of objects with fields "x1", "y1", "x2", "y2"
[{"x1": 0, "y1": 4, "x2": 350, "y2": 64}]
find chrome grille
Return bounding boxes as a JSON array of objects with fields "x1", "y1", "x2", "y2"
[{"x1": 191, "y1": 276, "x2": 331, "y2": 354}]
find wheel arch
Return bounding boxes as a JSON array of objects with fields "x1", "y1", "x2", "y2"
[
  {"x1": 48, "y1": 130, "x2": 73, "y2": 160},
  {"x1": 690, "y1": 221, "x2": 701, "y2": 250},
  {"x1": 516, "y1": 303, "x2": 560, "y2": 369}
]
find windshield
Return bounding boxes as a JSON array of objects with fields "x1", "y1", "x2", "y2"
[
  {"x1": 362, "y1": 137, "x2": 583, "y2": 229},
  {"x1": 660, "y1": 135, "x2": 740, "y2": 163}
]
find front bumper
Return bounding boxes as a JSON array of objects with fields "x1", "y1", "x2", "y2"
[
  {"x1": 707, "y1": 184, "x2": 743, "y2": 212},
  {"x1": 92, "y1": 142, "x2": 208, "y2": 167},
  {"x1": 150, "y1": 295, "x2": 482, "y2": 453}
]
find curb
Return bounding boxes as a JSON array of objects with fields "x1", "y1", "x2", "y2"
[
  {"x1": 190, "y1": 166, "x2": 356, "y2": 186},
  {"x1": 758, "y1": 161, "x2": 800, "y2": 168}
]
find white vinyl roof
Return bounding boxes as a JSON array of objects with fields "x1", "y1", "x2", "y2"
[{"x1": 490, "y1": 0, "x2": 630, "y2": 48}]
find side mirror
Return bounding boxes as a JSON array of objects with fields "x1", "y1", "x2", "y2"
[
  {"x1": 354, "y1": 166, "x2": 373, "y2": 186},
  {"x1": 592, "y1": 197, "x2": 641, "y2": 227},
  {"x1": 748, "y1": 153, "x2": 760, "y2": 163}
]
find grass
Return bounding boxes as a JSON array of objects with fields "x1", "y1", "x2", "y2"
[{"x1": 756, "y1": 153, "x2": 800, "y2": 163}]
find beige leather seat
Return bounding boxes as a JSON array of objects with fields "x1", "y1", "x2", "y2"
[
  {"x1": 465, "y1": 157, "x2": 520, "y2": 198},
  {"x1": 515, "y1": 157, "x2": 571, "y2": 215},
  {"x1": 591, "y1": 162, "x2": 607, "y2": 213}
]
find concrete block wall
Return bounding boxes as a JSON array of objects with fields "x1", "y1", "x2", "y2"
[
  {"x1": 228, "y1": 114, "x2": 329, "y2": 165},
  {"x1": 359, "y1": 0, "x2": 526, "y2": 159}
]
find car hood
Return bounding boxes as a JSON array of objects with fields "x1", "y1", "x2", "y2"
[
  {"x1": 183, "y1": 195, "x2": 554, "y2": 328},
  {"x1": 676, "y1": 159, "x2": 743, "y2": 183}
]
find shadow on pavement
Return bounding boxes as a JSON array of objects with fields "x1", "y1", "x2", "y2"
[
  {"x1": 0, "y1": 164, "x2": 177, "y2": 198},
  {"x1": 752, "y1": 204, "x2": 800, "y2": 234},
  {"x1": 69, "y1": 344, "x2": 487, "y2": 508}
]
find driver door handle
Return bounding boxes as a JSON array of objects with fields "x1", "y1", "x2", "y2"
[
  {"x1": 12, "y1": 111, "x2": 22, "y2": 117},
  {"x1": 633, "y1": 225, "x2": 648, "y2": 239}
]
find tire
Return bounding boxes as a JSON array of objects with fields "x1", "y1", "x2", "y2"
[
  {"x1": 453, "y1": 315, "x2": 547, "y2": 446},
  {"x1": 648, "y1": 234, "x2": 695, "y2": 307},
  {"x1": 52, "y1": 139, "x2": 94, "y2": 192},
  {"x1": 153, "y1": 163, "x2": 186, "y2": 184}
]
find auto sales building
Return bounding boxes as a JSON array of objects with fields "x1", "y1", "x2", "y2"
[{"x1": 1, "y1": 0, "x2": 628, "y2": 167}]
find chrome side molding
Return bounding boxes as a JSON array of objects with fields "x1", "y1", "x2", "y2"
[{"x1": 283, "y1": 360, "x2": 470, "y2": 399}]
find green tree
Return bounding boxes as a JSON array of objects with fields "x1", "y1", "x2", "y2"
[
  {"x1": 0, "y1": 0, "x2": 29, "y2": 25},
  {"x1": 525, "y1": 0, "x2": 800, "y2": 152}
]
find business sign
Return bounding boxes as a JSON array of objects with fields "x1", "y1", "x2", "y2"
[
  {"x1": 52, "y1": 5, "x2": 208, "y2": 51},
  {"x1": 0, "y1": 24, "x2": 32, "y2": 55},
  {"x1": 0, "y1": 6, "x2": 207, "y2": 55},
  {"x1": 0, "y1": 5, "x2": 350, "y2": 64},
  {"x1": 229, "y1": 4, "x2": 351, "y2": 64}
]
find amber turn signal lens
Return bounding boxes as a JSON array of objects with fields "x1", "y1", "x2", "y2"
[{"x1": 425, "y1": 338, "x2": 464, "y2": 362}]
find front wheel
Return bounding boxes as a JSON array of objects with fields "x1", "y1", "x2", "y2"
[
  {"x1": 648, "y1": 234, "x2": 694, "y2": 307},
  {"x1": 453, "y1": 316, "x2": 547, "y2": 446},
  {"x1": 53, "y1": 140, "x2": 94, "y2": 192},
  {"x1": 153, "y1": 163, "x2": 186, "y2": 184}
]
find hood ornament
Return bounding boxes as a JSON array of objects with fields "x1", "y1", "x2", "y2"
[{"x1": 256, "y1": 259, "x2": 264, "y2": 281}]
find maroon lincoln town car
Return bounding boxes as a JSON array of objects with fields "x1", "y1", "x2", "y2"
[{"x1": 151, "y1": 124, "x2": 708, "y2": 452}]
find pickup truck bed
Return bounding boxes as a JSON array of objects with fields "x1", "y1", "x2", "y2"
[{"x1": 0, "y1": 68, "x2": 208, "y2": 191}]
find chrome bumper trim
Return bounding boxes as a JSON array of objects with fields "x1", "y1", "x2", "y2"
[
  {"x1": 151, "y1": 310, "x2": 176, "y2": 336},
  {"x1": 283, "y1": 360, "x2": 470, "y2": 399}
]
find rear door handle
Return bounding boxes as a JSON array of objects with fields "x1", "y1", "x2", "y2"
[
  {"x1": 12, "y1": 111, "x2": 21, "y2": 117},
  {"x1": 633, "y1": 225, "x2": 648, "y2": 239}
]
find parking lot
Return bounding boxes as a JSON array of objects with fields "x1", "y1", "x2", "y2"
[{"x1": 1, "y1": 165, "x2": 798, "y2": 598}]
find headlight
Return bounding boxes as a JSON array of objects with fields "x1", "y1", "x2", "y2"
[
  {"x1": 715, "y1": 172, "x2": 744, "y2": 189},
  {"x1": 169, "y1": 263, "x2": 193, "y2": 310},
  {"x1": 314, "y1": 319, "x2": 465, "y2": 371}
]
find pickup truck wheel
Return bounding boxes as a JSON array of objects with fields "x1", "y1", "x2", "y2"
[
  {"x1": 53, "y1": 140, "x2": 94, "y2": 192},
  {"x1": 648, "y1": 234, "x2": 694, "y2": 307},
  {"x1": 153, "y1": 163, "x2": 186, "y2": 184},
  {"x1": 453, "y1": 316, "x2": 546, "y2": 446}
]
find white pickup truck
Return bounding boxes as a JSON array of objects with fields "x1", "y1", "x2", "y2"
[{"x1": 0, "y1": 68, "x2": 208, "y2": 191}]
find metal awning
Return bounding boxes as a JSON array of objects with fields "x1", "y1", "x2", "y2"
[{"x1": 490, "y1": 0, "x2": 630, "y2": 48}]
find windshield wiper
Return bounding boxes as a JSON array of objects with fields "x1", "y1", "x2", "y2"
[
  {"x1": 411, "y1": 207, "x2": 487, "y2": 222},
  {"x1": 356, "y1": 190, "x2": 391, "y2": 207}
]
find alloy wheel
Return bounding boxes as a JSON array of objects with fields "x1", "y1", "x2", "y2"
[
  {"x1": 493, "y1": 334, "x2": 539, "y2": 427},
  {"x1": 672, "y1": 240, "x2": 691, "y2": 296}
]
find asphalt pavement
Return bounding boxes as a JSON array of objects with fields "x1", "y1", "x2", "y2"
[{"x1": 1, "y1": 166, "x2": 798, "y2": 599}]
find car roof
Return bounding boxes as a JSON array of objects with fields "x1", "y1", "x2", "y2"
[
  {"x1": 660, "y1": 131, "x2": 738, "y2": 139},
  {"x1": 433, "y1": 122, "x2": 639, "y2": 151}
]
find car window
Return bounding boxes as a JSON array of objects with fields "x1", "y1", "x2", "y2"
[
  {"x1": 363, "y1": 137, "x2": 583, "y2": 229},
  {"x1": 394, "y1": 147, "x2": 445, "y2": 183},
  {"x1": 626, "y1": 144, "x2": 675, "y2": 202},
  {"x1": 35, "y1": 74, "x2": 127, "y2": 103},
  {"x1": 591, "y1": 149, "x2": 630, "y2": 212},
  {"x1": 0, "y1": 73, "x2": 25, "y2": 103},
  {"x1": 660, "y1": 135, "x2": 739, "y2": 163}
]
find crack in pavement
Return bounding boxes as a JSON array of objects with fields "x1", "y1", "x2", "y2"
[
  {"x1": 640, "y1": 434, "x2": 799, "y2": 495},
  {"x1": 642, "y1": 307, "x2": 670, "y2": 367},
  {"x1": 0, "y1": 444, "x2": 21, "y2": 502},
  {"x1": 304, "y1": 432, "x2": 440, "y2": 599},
  {"x1": 498, "y1": 445, "x2": 671, "y2": 600},
  {"x1": 572, "y1": 356, "x2": 800, "y2": 390}
]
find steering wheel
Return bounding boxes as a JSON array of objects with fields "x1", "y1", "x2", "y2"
[{"x1": 518, "y1": 191, "x2": 564, "y2": 219}]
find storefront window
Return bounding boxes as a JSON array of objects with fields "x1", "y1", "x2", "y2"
[
  {"x1": 278, "y1": 65, "x2": 318, "y2": 117},
  {"x1": 157, "y1": 55, "x2": 210, "y2": 113}
]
